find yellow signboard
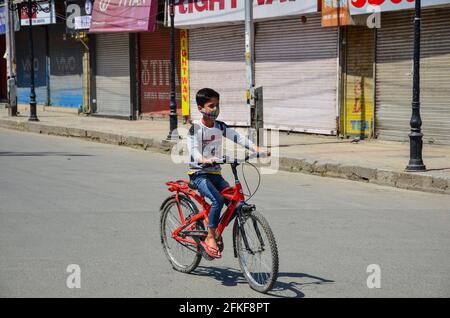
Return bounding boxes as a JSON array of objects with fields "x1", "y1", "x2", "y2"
[
  {"x1": 180, "y1": 29, "x2": 190, "y2": 117},
  {"x1": 345, "y1": 75, "x2": 373, "y2": 137}
]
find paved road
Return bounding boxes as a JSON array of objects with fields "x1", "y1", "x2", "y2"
[{"x1": 1, "y1": 128, "x2": 449, "y2": 298}]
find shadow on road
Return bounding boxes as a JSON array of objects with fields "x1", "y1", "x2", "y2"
[
  {"x1": 192, "y1": 266, "x2": 334, "y2": 298},
  {"x1": 0, "y1": 151, "x2": 93, "y2": 157}
]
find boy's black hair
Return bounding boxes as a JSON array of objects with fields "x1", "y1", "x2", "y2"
[{"x1": 196, "y1": 88, "x2": 220, "y2": 107}]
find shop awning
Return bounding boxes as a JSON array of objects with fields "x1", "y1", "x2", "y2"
[{"x1": 89, "y1": 0, "x2": 157, "y2": 33}]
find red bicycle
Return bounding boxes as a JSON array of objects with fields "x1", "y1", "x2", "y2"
[{"x1": 160, "y1": 153, "x2": 279, "y2": 293}]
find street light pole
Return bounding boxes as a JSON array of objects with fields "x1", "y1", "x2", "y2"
[
  {"x1": 26, "y1": 0, "x2": 39, "y2": 121},
  {"x1": 406, "y1": 0, "x2": 425, "y2": 171},
  {"x1": 167, "y1": 0, "x2": 178, "y2": 140},
  {"x1": 5, "y1": 0, "x2": 18, "y2": 116}
]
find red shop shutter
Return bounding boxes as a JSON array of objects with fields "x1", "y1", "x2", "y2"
[{"x1": 139, "y1": 27, "x2": 181, "y2": 116}]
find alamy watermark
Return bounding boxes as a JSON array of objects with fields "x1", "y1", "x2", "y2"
[
  {"x1": 366, "y1": 264, "x2": 381, "y2": 289},
  {"x1": 66, "y1": 264, "x2": 81, "y2": 289}
]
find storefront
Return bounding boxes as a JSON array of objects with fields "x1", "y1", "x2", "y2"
[
  {"x1": 89, "y1": 0, "x2": 157, "y2": 118},
  {"x1": 15, "y1": 25, "x2": 48, "y2": 105},
  {"x1": 349, "y1": 0, "x2": 450, "y2": 145},
  {"x1": 174, "y1": 0, "x2": 328, "y2": 129},
  {"x1": 255, "y1": 13, "x2": 339, "y2": 134},
  {"x1": 93, "y1": 32, "x2": 133, "y2": 117},
  {"x1": 139, "y1": 26, "x2": 181, "y2": 117},
  {"x1": 375, "y1": 7, "x2": 450, "y2": 145},
  {"x1": 188, "y1": 24, "x2": 248, "y2": 126},
  {"x1": 48, "y1": 23, "x2": 84, "y2": 109}
]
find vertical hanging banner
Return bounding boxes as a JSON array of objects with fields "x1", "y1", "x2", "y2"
[
  {"x1": 89, "y1": 0, "x2": 158, "y2": 32},
  {"x1": 322, "y1": 0, "x2": 353, "y2": 27},
  {"x1": 180, "y1": 29, "x2": 190, "y2": 117}
]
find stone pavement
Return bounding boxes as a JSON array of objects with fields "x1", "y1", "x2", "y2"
[{"x1": 1, "y1": 106, "x2": 449, "y2": 195}]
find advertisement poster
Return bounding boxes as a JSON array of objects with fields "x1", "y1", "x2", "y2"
[
  {"x1": 349, "y1": 0, "x2": 450, "y2": 15},
  {"x1": 20, "y1": 0, "x2": 56, "y2": 26},
  {"x1": 180, "y1": 29, "x2": 190, "y2": 117},
  {"x1": 89, "y1": 0, "x2": 157, "y2": 33},
  {"x1": 322, "y1": 0, "x2": 352, "y2": 27}
]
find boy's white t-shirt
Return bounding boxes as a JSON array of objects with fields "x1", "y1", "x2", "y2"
[{"x1": 186, "y1": 120, "x2": 254, "y2": 175}]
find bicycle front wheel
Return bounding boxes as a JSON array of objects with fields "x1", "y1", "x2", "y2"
[{"x1": 234, "y1": 211, "x2": 279, "y2": 293}]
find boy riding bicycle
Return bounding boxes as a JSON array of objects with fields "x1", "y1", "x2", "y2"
[{"x1": 187, "y1": 88, "x2": 270, "y2": 259}]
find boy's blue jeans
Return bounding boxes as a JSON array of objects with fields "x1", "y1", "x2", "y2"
[{"x1": 190, "y1": 172, "x2": 230, "y2": 229}]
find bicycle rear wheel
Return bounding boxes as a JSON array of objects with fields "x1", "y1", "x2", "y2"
[
  {"x1": 160, "y1": 195, "x2": 202, "y2": 273},
  {"x1": 234, "y1": 211, "x2": 279, "y2": 293}
]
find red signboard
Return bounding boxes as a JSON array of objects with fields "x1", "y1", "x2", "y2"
[{"x1": 89, "y1": 0, "x2": 157, "y2": 33}]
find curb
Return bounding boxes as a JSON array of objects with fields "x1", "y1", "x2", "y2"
[{"x1": 1, "y1": 118, "x2": 449, "y2": 195}]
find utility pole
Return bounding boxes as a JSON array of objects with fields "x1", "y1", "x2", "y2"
[
  {"x1": 26, "y1": 0, "x2": 39, "y2": 121},
  {"x1": 245, "y1": 0, "x2": 254, "y2": 127},
  {"x1": 406, "y1": 0, "x2": 425, "y2": 171},
  {"x1": 5, "y1": 0, "x2": 17, "y2": 116},
  {"x1": 167, "y1": 0, "x2": 178, "y2": 140}
]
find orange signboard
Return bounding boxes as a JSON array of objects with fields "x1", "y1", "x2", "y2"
[{"x1": 322, "y1": 0, "x2": 352, "y2": 27}]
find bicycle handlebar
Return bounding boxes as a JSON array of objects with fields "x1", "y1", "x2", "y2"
[{"x1": 200, "y1": 152, "x2": 268, "y2": 168}]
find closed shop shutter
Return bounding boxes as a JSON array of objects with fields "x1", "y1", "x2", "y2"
[
  {"x1": 16, "y1": 26, "x2": 48, "y2": 105},
  {"x1": 139, "y1": 27, "x2": 181, "y2": 116},
  {"x1": 48, "y1": 24, "x2": 83, "y2": 108},
  {"x1": 95, "y1": 33, "x2": 131, "y2": 117},
  {"x1": 342, "y1": 26, "x2": 374, "y2": 138},
  {"x1": 255, "y1": 14, "x2": 338, "y2": 134},
  {"x1": 376, "y1": 8, "x2": 450, "y2": 145},
  {"x1": 189, "y1": 25, "x2": 249, "y2": 126}
]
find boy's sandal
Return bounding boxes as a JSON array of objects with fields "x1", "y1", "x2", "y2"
[{"x1": 199, "y1": 241, "x2": 221, "y2": 259}]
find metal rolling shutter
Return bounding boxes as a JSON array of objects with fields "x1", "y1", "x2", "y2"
[
  {"x1": 16, "y1": 26, "x2": 48, "y2": 105},
  {"x1": 95, "y1": 33, "x2": 131, "y2": 117},
  {"x1": 255, "y1": 14, "x2": 338, "y2": 134},
  {"x1": 376, "y1": 8, "x2": 450, "y2": 145},
  {"x1": 48, "y1": 24, "x2": 83, "y2": 108},
  {"x1": 188, "y1": 25, "x2": 249, "y2": 126},
  {"x1": 139, "y1": 28, "x2": 181, "y2": 116}
]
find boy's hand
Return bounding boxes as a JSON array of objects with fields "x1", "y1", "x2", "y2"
[
  {"x1": 200, "y1": 157, "x2": 221, "y2": 165},
  {"x1": 253, "y1": 146, "x2": 271, "y2": 157}
]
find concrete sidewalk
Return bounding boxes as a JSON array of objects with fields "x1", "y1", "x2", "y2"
[{"x1": 1, "y1": 107, "x2": 449, "y2": 195}]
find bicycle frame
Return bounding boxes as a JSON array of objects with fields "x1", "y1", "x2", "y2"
[{"x1": 165, "y1": 164, "x2": 246, "y2": 247}]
